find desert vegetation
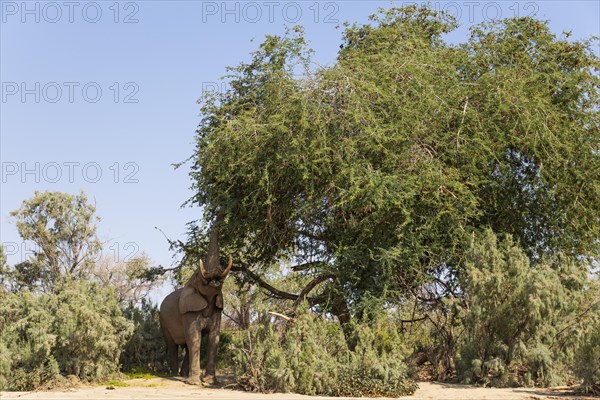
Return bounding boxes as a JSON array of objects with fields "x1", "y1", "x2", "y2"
[{"x1": 1, "y1": 5, "x2": 599, "y2": 396}]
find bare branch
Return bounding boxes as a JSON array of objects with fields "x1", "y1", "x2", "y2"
[
  {"x1": 232, "y1": 264, "x2": 328, "y2": 307},
  {"x1": 269, "y1": 311, "x2": 293, "y2": 321},
  {"x1": 292, "y1": 274, "x2": 335, "y2": 309},
  {"x1": 291, "y1": 261, "x2": 327, "y2": 272}
]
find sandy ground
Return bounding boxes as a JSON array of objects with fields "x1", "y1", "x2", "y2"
[{"x1": 1, "y1": 376, "x2": 594, "y2": 400}]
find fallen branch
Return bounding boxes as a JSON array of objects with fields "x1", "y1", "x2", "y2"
[{"x1": 268, "y1": 311, "x2": 294, "y2": 321}]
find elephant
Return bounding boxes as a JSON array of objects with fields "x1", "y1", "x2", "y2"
[{"x1": 159, "y1": 225, "x2": 232, "y2": 385}]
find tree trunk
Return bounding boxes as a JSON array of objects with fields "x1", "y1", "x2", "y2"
[{"x1": 331, "y1": 295, "x2": 355, "y2": 350}]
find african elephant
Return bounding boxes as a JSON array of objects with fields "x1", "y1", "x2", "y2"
[{"x1": 159, "y1": 228, "x2": 232, "y2": 385}]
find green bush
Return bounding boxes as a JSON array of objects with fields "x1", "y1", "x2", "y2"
[
  {"x1": 0, "y1": 279, "x2": 132, "y2": 390},
  {"x1": 51, "y1": 280, "x2": 133, "y2": 380},
  {"x1": 457, "y1": 229, "x2": 596, "y2": 387},
  {"x1": 0, "y1": 340, "x2": 10, "y2": 390},
  {"x1": 230, "y1": 307, "x2": 417, "y2": 397},
  {"x1": 336, "y1": 322, "x2": 418, "y2": 397},
  {"x1": 120, "y1": 300, "x2": 167, "y2": 373},
  {"x1": 575, "y1": 326, "x2": 600, "y2": 394},
  {"x1": 0, "y1": 288, "x2": 60, "y2": 390},
  {"x1": 231, "y1": 312, "x2": 342, "y2": 394}
]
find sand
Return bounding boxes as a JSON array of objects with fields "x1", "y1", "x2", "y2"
[{"x1": 0, "y1": 376, "x2": 592, "y2": 400}]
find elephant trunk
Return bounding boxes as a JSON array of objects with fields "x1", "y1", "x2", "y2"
[{"x1": 205, "y1": 215, "x2": 221, "y2": 273}]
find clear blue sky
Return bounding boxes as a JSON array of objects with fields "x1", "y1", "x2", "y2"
[{"x1": 1, "y1": 0, "x2": 599, "y2": 301}]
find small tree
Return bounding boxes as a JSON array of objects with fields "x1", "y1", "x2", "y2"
[
  {"x1": 50, "y1": 279, "x2": 133, "y2": 380},
  {"x1": 9, "y1": 191, "x2": 101, "y2": 292},
  {"x1": 119, "y1": 300, "x2": 166, "y2": 373},
  {"x1": 0, "y1": 289, "x2": 58, "y2": 390},
  {"x1": 92, "y1": 254, "x2": 163, "y2": 308}
]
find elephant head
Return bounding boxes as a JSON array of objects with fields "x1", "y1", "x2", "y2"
[
  {"x1": 179, "y1": 257, "x2": 232, "y2": 314},
  {"x1": 196, "y1": 256, "x2": 233, "y2": 299}
]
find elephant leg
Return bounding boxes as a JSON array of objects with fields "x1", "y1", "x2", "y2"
[
  {"x1": 163, "y1": 330, "x2": 179, "y2": 375},
  {"x1": 203, "y1": 315, "x2": 221, "y2": 384},
  {"x1": 183, "y1": 321, "x2": 202, "y2": 385},
  {"x1": 180, "y1": 345, "x2": 189, "y2": 377}
]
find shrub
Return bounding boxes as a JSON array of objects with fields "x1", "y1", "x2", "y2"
[
  {"x1": 575, "y1": 326, "x2": 600, "y2": 394},
  {"x1": 231, "y1": 312, "x2": 342, "y2": 394},
  {"x1": 457, "y1": 229, "x2": 596, "y2": 387},
  {"x1": 0, "y1": 289, "x2": 60, "y2": 390},
  {"x1": 336, "y1": 322, "x2": 418, "y2": 397},
  {"x1": 230, "y1": 307, "x2": 417, "y2": 397},
  {"x1": 51, "y1": 280, "x2": 132, "y2": 380},
  {"x1": 120, "y1": 300, "x2": 168, "y2": 373},
  {"x1": 0, "y1": 279, "x2": 132, "y2": 390}
]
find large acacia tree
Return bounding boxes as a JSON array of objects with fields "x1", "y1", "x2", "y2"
[{"x1": 186, "y1": 6, "x2": 599, "y2": 321}]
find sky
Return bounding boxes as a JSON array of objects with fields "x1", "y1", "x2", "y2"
[{"x1": 1, "y1": 0, "x2": 599, "y2": 302}]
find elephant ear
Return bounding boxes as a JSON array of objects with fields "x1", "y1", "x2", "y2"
[
  {"x1": 216, "y1": 293, "x2": 224, "y2": 309},
  {"x1": 179, "y1": 287, "x2": 208, "y2": 314}
]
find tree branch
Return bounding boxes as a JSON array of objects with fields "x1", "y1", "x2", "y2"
[
  {"x1": 232, "y1": 265, "x2": 297, "y2": 300},
  {"x1": 298, "y1": 230, "x2": 325, "y2": 242},
  {"x1": 232, "y1": 264, "x2": 329, "y2": 307},
  {"x1": 400, "y1": 315, "x2": 428, "y2": 324},
  {"x1": 293, "y1": 274, "x2": 335, "y2": 309},
  {"x1": 291, "y1": 261, "x2": 327, "y2": 272}
]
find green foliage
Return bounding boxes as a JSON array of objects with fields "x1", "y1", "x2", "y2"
[
  {"x1": 51, "y1": 280, "x2": 132, "y2": 380},
  {"x1": 336, "y1": 321, "x2": 419, "y2": 397},
  {"x1": 0, "y1": 280, "x2": 132, "y2": 390},
  {"x1": 461, "y1": 18, "x2": 600, "y2": 260},
  {"x1": 457, "y1": 229, "x2": 598, "y2": 386},
  {"x1": 1, "y1": 191, "x2": 167, "y2": 389},
  {"x1": 119, "y1": 301, "x2": 167, "y2": 373},
  {"x1": 0, "y1": 289, "x2": 59, "y2": 390},
  {"x1": 8, "y1": 191, "x2": 101, "y2": 292},
  {"x1": 188, "y1": 5, "x2": 600, "y2": 318},
  {"x1": 0, "y1": 246, "x2": 8, "y2": 289},
  {"x1": 230, "y1": 307, "x2": 417, "y2": 397},
  {"x1": 575, "y1": 323, "x2": 600, "y2": 394},
  {"x1": 231, "y1": 314, "x2": 340, "y2": 394}
]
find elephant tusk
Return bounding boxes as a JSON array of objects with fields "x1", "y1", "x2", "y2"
[
  {"x1": 221, "y1": 256, "x2": 233, "y2": 278},
  {"x1": 199, "y1": 259, "x2": 207, "y2": 279}
]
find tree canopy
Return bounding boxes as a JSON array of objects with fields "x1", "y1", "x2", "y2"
[{"x1": 187, "y1": 5, "x2": 599, "y2": 318}]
